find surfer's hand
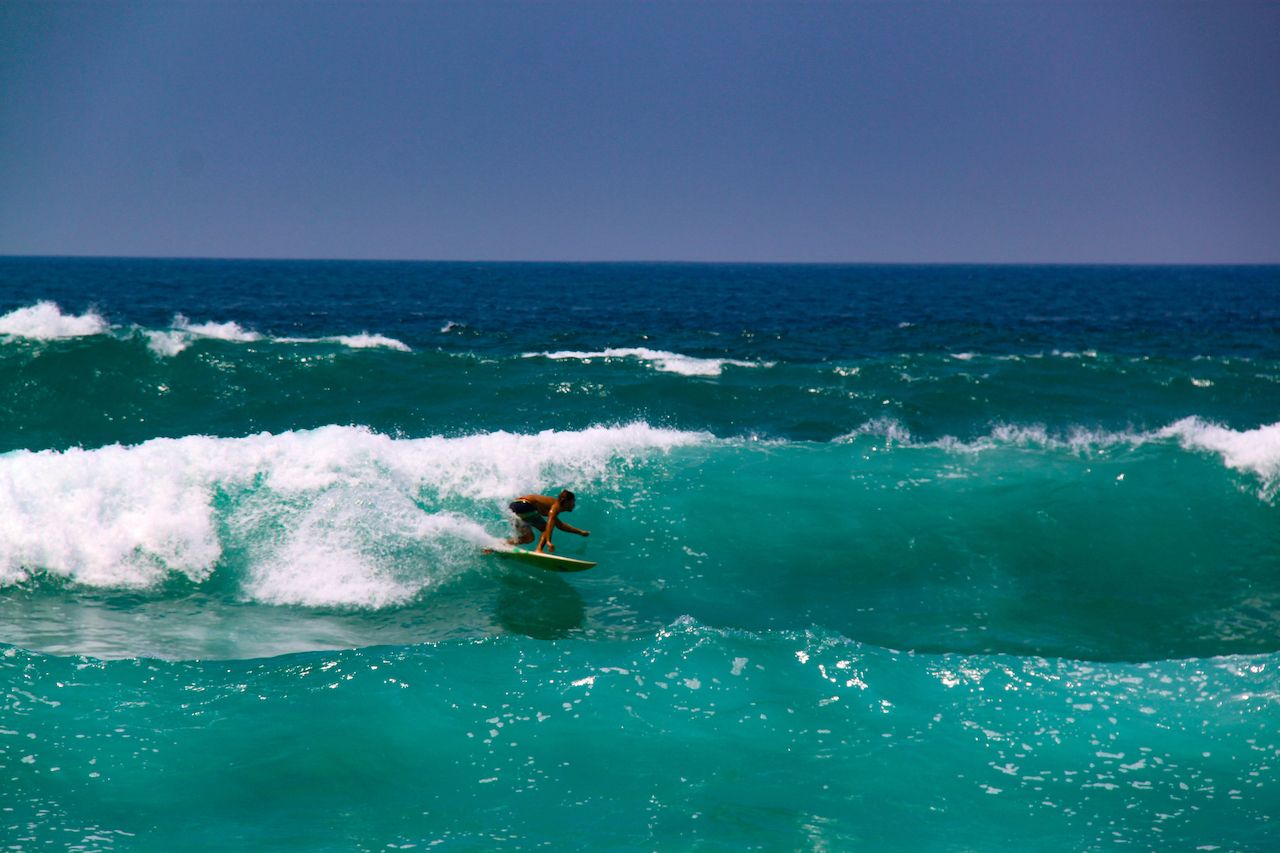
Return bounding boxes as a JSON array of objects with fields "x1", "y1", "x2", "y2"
[
  {"x1": 545, "y1": 542, "x2": 555, "y2": 553},
  {"x1": 580, "y1": 530, "x2": 590, "y2": 537}
]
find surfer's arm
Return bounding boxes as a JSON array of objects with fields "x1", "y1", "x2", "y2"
[
  {"x1": 535, "y1": 506, "x2": 559, "y2": 552},
  {"x1": 554, "y1": 519, "x2": 589, "y2": 537}
]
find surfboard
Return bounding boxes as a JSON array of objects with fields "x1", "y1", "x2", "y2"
[{"x1": 491, "y1": 547, "x2": 597, "y2": 573}]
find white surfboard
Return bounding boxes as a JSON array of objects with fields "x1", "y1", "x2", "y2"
[{"x1": 491, "y1": 547, "x2": 597, "y2": 573}]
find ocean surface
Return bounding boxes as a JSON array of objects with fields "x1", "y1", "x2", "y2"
[{"x1": 1, "y1": 257, "x2": 1278, "y2": 850}]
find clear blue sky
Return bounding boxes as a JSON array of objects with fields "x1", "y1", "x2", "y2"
[{"x1": 2, "y1": 1, "x2": 1278, "y2": 263}]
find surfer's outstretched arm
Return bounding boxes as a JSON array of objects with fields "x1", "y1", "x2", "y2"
[{"x1": 554, "y1": 519, "x2": 590, "y2": 537}]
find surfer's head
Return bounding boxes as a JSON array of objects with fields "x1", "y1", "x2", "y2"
[{"x1": 558, "y1": 489, "x2": 576, "y2": 510}]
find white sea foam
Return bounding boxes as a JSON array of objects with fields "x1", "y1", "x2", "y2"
[
  {"x1": 0, "y1": 423, "x2": 707, "y2": 605},
  {"x1": 523, "y1": 347, "x2": 770, "y2": 377},
  {"x1": 838, "y1": 418, "x2": 1153, "y2": 454},
  {"x1": 929, "y1": 424, "x2": 1145, "y2": 454},
  {"x1": 833, "y1": 418, "x2": 915, "y2": 445},
  {"x1": 142, "y1": 330, "x2": 189, "y2": 356},
  {"x1": 331, "y1": 333, "x2": 410, "y2": 351},
  {"x1": 0, "y1": 303, "x2": 411, "y2": 355},
  {"x1": 174, "y1": 315, "x2": 263, "y2": 343},
  {"x1": 143, "y1": 314, "x2": 263, "y2": 356},
  {"x1": 0, "y1": 301, "x2": 109, "y2": 339},
  {"x1": 144, "y1": 315, "x2": 409, "y2": 355},
  {"x1": 275, "y1": 332, "x2": 411, "y2": 351},
  {"x1": 1157, "y1": 417, "x2": 1280, "y2": 492}
]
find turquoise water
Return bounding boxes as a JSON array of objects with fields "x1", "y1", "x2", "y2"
[{"x1": 1, "y1": 258, "x2": 1278, "y2": 849}]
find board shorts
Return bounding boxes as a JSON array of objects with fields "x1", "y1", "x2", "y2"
[{"x1": 509, "y1": 500, "x2": 547, "y2": 535}]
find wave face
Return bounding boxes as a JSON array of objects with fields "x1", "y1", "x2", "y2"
[
  {"x1": 2, "y1": 422, "x2": 1278, "y2": 663},
  {"x1": 1, "y1": 257, "x2": 1278, "y2": 849}
]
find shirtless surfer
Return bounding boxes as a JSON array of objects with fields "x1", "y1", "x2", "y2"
[{"x1": 507, "y1": 490, "x2": 590, "y2": 553}]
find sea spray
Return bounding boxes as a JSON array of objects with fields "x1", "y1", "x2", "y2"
[{"x1": 0, "y1": 300, "x2": 109, "y2": 339}]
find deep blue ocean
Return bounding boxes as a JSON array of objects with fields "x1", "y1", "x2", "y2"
[{"x1": 1, "y1": 257, "x2": 1278, "y2": 850}]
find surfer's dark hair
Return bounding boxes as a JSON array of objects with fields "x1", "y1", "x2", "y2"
[{"x1": 559, "y1": 489, "x2": 575, "y2": 503}]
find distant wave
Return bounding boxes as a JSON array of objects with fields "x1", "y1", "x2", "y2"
[
  {"x1": 522, "y1": 347, "x2": 772, "y2": 377},
  {"x1": 1161, "y1": 417, "x2": 1280, "y2": 492},
  {"x1": 152, "y1": 314, "x2": 411, "y2": 355},
  {"x1": 0, "y1": 300, "x2": 109, "y2": 339},
  {"x1": 835, "y1": 418, "x2": 1148, "y2": 452},
  {"x1": 836, "y1": 416, "x2": 1280, "y2": 497},
  {"x1": 0, "y1": 423, "x2": 708, "y2": 605},
  {"x1": 277, "y1": 332, "x2": 412, "y2": 352},
  {"x1": 943, "y1": 349, "x2": 1103, "y2": 362},
  {"x1": 0, "y1": 302, "x2": 410, "y2": 354},
  {"x1": 142, "y1": 314, "x2": 261, "y2": 355}
]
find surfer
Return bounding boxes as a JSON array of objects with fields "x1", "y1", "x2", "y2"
[{"x1": 508, "y1": 490, "x2": 590, "y2": 553}]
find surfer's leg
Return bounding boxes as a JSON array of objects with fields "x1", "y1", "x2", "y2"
[{"x1": 508, "y1": 517, "x2": 537, "y2": 545}]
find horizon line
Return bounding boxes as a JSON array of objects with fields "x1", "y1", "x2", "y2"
[{"x1": 3, "y1": 253, "x2": 1278, "y2": 268}]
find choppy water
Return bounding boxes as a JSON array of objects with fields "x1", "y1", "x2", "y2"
[{"x1": 1, "y1": 258, "x2": 1278, "y2": 849}]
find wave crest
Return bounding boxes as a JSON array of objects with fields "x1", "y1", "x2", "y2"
[
  {"x1": 0, "y1": 423, "x2": 707, "y2": 605},
  {"x1": 836, "y1": 417, "x2": 1280, "y2": 496},
  {"x1": 0, "y1": 302, "x2": 410, "y2": 355},
  {"x1": 155, "y1": 314, "x2": 411, "y2": 355},
  {"x1": 523, "y1": 347, "x2": 770, "y2": 377},
  {"x1": 1158, "y1": 417, "x2": 1280, "y2": 495},
  {"x1": 0, "y1": 301, "x2": 109, "y2": 339}
]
